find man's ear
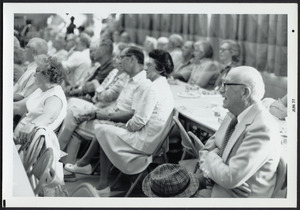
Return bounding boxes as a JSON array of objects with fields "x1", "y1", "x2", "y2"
[{"x1": 242, "y1": 86, "x2": 251, "y2": 99}]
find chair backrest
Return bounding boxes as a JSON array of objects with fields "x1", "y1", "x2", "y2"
[
  {"x1": 173, "y1": 115, "x2": 199, "y2": 158},
  {"x1": 20, "y1": 129, "x2": 46, "y2": 172},
  {"x1": 27, "y1": 147, "x2": 54, "y2": 196},
  {"x1": 271, "y1": 155, "x2": 287, "y2": 198},
  {"x1": 70, "y1": 183, "x2": 100, "y2": 197},
  {"x1": 188, "y1": 131, "x2": 205, "y2": 153},
  {"x1": 152, "y1": 109, "x2": 176, "y2": 159}
]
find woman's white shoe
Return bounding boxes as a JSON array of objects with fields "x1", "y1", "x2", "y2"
[{"x1": 64, "y1": 163, "x2": 92, "y2": 175}]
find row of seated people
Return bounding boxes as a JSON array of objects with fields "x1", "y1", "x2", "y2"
[
  {"x1": 13, "y1": 37, "x2": 175, "y2": 196},
  {"x1": 13, "y1": 26, "x2": 287, "y2": 197},
  {"x1": 13, "y1": 28, "x2": 238, "y2": 99}
]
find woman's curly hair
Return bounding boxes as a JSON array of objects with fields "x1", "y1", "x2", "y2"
[
  {"x1": 149, "y1": 49, "x2": 174, "y2": 77},
  {"x1": 35, "y1": 55, "x2": 63, "y2": 84}
]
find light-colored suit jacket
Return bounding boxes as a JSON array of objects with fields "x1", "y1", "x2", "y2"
[{"x1": 199, "y1": 102, "x2": 281, "y2": 197}]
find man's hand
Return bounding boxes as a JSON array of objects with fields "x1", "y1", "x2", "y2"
[
  {"x1": 232, "y1": 182, "x2": 252, "y2": 198},
  {"x1": 95, "y1": 109, "x2": 108, "y2": 120},
  {"x1": 74, "y1": 111, "x2": 96, "y2": 124}
]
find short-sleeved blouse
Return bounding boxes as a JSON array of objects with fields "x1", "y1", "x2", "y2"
[{"x1": 14, "y1": 85, "x2": 67, "y2": 137}]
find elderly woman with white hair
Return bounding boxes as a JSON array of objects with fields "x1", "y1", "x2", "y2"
[
  {"x1": 188, "y1": 40, "x2": 220, "y2": 89},
  {"x1": 157, "y1": 36, "x2": 169, "y2": 51},
  {"x1": 168, "y1": 34, "x2": 184, "y2": 69},
  {"x1": 143, "y1": 36, "x2": 158, "y2": 64},
  {"x1": 214, "y1": 39, "x2": 241, "y2": 89},
  {"x1": 14, "y1": 37, "x2": 49, "y2": 101},
  {"x1": 14, "y1": 55, "x2": 67, "y2": 143}
]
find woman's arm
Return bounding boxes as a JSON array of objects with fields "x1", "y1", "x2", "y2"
[
  {"x1": 31, "y1": 95, "x2": 63, "y2": 126},
  {"x1": 13, "y1": 97, "x2": 29, "y2": 116},
  {"x1": 196, "y1": 62, "x2": 219, "y2": 88},
  {"x1": 17, "y1": 95, "x2": 63, "y2": 141}
]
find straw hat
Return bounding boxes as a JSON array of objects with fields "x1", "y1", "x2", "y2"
[{"x1": 142, "y1": 163, "x2": 199, "y2": 197}]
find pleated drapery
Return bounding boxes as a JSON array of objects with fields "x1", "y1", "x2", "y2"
[{"x1": 119, "y1": 14, "x2": 287, "y2": 76}]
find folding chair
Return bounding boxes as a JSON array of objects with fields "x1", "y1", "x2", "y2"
[
  {"x1": 173, "y1": 115, "x2": 205, "y2": 173},
  {"x1": 110, "y1": 110, "x2": 176, "y2": 197},
  {"x1": 271, "y1": 155, "x2": 287, "y2": 198},
  {"x1": 27, "y1": 147, "x2": 54, "y2": 196},
  {"x1": 173, "y1": 115, "x2": 204, "y2": 160},
  {"x1": 70, "y1": 182, "x2": 100, "y2": 197},
  {"x1": 17, "y1": 128, "x2": 46, "y2": 173},
  {"x1": 188, "y1": 131, "x2": 205, "y2": 154}
]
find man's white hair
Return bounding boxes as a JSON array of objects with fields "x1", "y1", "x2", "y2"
[{"x1": 230, "y1": 66, "x2": 265, "y2": 102}]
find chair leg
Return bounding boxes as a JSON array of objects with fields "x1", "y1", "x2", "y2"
[
  {"x1": 125, "y1": 172, "x2": 145, "y2": 197},
  {"x1": 180, "y1": 149, "x2": 186, "y2": 160},
  {"x1": 110, "y1": 171, "x2": 123, "y2": 189},
  {"x1": 91, "y1": 160, "x2": 100, "y2": 175}
]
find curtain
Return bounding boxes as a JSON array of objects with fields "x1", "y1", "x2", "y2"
[{"x1": 120, "y1": 13, "x2": 287, "y2": 76}]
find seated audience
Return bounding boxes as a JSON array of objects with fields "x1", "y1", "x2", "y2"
[
  {"x1": 59, "y1": 47, "x2": 150, "y2": 175},
  {"x1": 143, "y1": 36, "x2": 158, "y2": 62},
  {"x1": 65, "y1": 49, "x2": 174, "y2": 196},
  {"x1": 262, "y1": 94, "x2": 287, "y2": 120},
  {"x1": 171, "y1": 40, "x2": 194, "y2": 82},
  {"x1": 214, "y1": 39, "x2": 241, "y2": 89},
  {"x1": 196, "y1": 66, "x2": 281, "y2": 197},
  {"x1": 66, "y1": 39, "x2": 115, "y2": 99},
  {"x1": 14, "y1": 35, "x2": 21, "y2": 48},
  {"x1": 14, "y1": 37, "x2": 48, "y2": 101},
  {"x1": 168, "y1": 34, "x2": 183, "y2": 70},
  {"x1": 112, "y1": 30, "x2": 121, "y2": 56},
  {"x1": 188, "y1": 40, "x2": 219, "y2": 89},
  {"x1": 120, "y1": 31, "x2": 131, "y2": 44},
  {"x1": 13, "y1": 46, "x2": 26, "y2": 84},
  {"x1": 157, "y1": 36, "x2": 169, "y2": 51},
  {"x1": 14, "y1": 55, "x2": 67, "y2": 142},
  {"x1": 52, "y1": 32, "x2": 68, "y2": 62},
  {"x1": 64, "y1": 33, "x2": 77, "y2": 58},
  {"x1": 57, "y1": 55, "x2": 129, "y2": 168},
  {"x1": 61, "y1": 32, "x2": 91, "y2": 88}
]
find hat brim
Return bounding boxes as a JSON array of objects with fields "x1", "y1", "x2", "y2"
[{"x1": 142, "y1": 170, "x2": 199, "y2": 197}]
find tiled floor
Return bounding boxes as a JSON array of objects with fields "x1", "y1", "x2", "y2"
[{"x1": 65, "y1": 164, "x2": 148, "y2": 197}]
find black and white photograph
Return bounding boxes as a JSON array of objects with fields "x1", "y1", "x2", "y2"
[{"x1": 2, "y1": 2, "x2": 298, "y2": 208}]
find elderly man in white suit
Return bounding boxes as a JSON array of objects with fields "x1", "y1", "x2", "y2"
[{"x1": 197, "y1": 66, "x2": 281, "y2": 198}]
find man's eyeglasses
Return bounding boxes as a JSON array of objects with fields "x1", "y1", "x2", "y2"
[
  {"x1": 215, "y1": 81, "x2": 246, "y2": 91},
  {"x1": 120, "y1": 54, "x2": 132, "y2": 59}
]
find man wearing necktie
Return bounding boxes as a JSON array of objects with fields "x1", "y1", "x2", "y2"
[{"x1": 196, "y1": 66, "x2": 281, "y2": 198}]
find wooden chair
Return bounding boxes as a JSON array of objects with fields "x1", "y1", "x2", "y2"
[
  {"x1": 271, "y1": 155, "x2": 287, "y2": 198},
  {"x1": 27, "y1": 147, "x2": 54, "y2": 196},
  {"x1": 110, "y1": 110, "x2": 176, "y2": 197},
  {"x1": 70, "y1": 183, "x2": 100, "y2": 197}
]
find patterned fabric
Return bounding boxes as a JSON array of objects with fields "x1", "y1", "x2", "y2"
[{"x1": 142, "y1": 163, "x2": 199, "y2": 197}]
